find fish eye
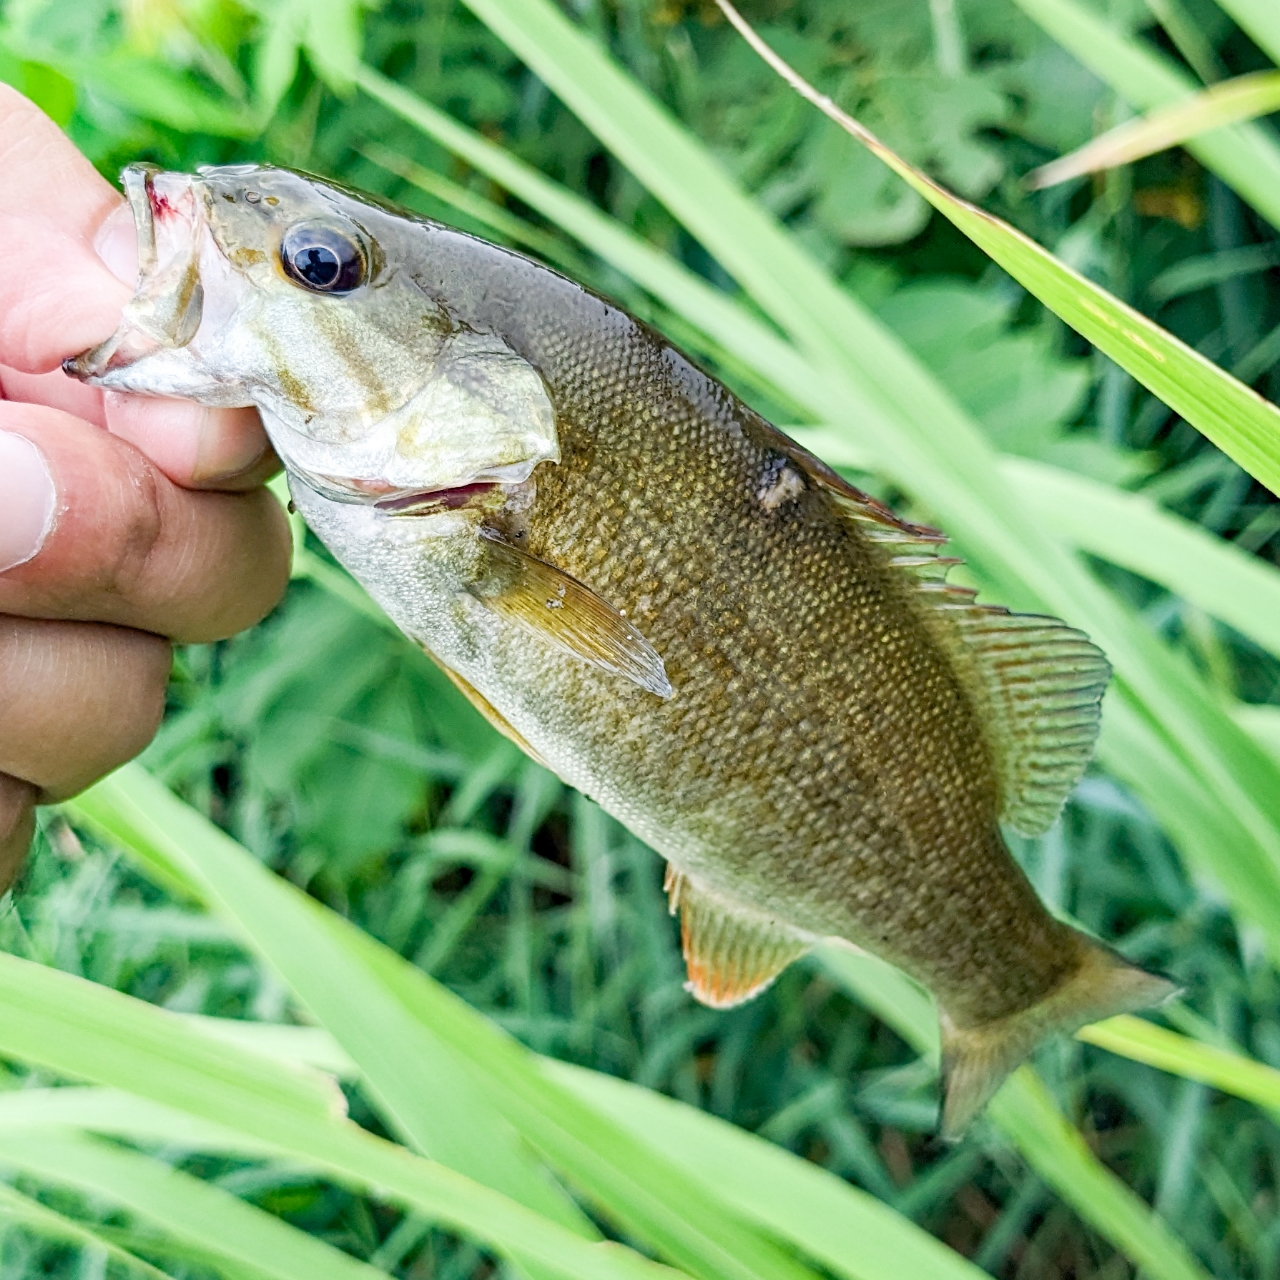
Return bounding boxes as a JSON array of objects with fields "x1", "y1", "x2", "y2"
[{"x1": 280, "y1": 221, "x2": 366, "y2": 295}]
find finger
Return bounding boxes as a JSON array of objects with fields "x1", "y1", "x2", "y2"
[
  {"x1": 0, "y1": 84, "x2": 127, "y2": 370},
  {"x1": 0, "y1": 404, "x2": 291, "y2": 642},
  {"x1": 0, "y1": 90, "x2": 275, "y2": 490},
  {"x1": 0, "y1": 366, "x2": 277, "y2": 491},
  {"x1": 0, "y1": 774, "x2": 37, "y2": 894},
  {"x1": 0, "y1": 615, "x2": 169, "y2": 800}
]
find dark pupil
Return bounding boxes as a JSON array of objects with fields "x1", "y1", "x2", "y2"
[
  {"x1": 281, "y1": 223, "x2": 365, "y2": 294},
  {"x1": 296, "y1": 245, "x2": 340, "y2": 288}
]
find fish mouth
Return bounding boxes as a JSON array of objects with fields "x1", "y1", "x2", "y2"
[
  {"x1": 64, "y1": 165, "x2": 206, "y2": 381},
  {"x1": 373, "y1": 482, "x2": 499, "y2": 515},
  {"x1": 290, "y1": 465, "x2": 502, "y2": 516}
]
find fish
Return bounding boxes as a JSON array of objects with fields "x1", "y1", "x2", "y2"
[{"x1": 68, "y1": 162, "x2": 1177, "y2": 1136}]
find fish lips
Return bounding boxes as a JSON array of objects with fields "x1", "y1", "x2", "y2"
[{"x1": 64, "y1": 165, "x2": 206, "y2": 381}]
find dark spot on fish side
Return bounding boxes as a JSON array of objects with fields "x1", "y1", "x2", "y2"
[{"x1": 276, "y1": 366, "x2": 314, "y2": 415}]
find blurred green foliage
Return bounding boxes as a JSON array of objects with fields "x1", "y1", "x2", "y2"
[{"x1": 2, "y1": 0, "x2": 1280, "y2": 1277}]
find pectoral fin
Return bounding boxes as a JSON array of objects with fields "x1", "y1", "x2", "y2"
[
  {"x1": 473, "y1": 530, "x2": 672, "y2": 698},
  {"x1": 665, "y1": 866, "x2": 812, "y2": 1008}
]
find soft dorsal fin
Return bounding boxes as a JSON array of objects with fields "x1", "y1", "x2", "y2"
[
  {"x1": 938, "y1": 605, "x2": 1110, "y2": 835},
  {"x1": 665, "y1": 866, "x2": 813, "y2": 1008},
  {"x1": 756, "y1": 422, "x2": 1110, "y2": 835},
  {"x1": 473, "y1": 529, "x2": 672, "y2": 699}
]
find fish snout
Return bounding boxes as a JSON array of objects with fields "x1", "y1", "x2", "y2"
[{"x1": 65, "y1": 165, "x2": 206, "y2": 382}]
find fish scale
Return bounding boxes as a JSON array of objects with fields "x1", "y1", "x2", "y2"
[{"x1": 68, "y1": 162, "x2": 1177, "y2": 1135}]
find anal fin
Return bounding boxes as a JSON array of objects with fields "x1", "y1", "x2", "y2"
[
  {"x1": 665, "y1": 866, "x2": 812, "y2": 1008},
  {"x1": 473, "y1": 529, "x2": 672, "y2": 699}
]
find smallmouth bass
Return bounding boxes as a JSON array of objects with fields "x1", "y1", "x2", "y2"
[{"x1": 69, "y1": 163, "x2": 1175, "y2": 1134}]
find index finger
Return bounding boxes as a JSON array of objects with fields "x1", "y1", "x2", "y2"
[{"x1": 0, "y1": 83, "x2": 129, "y2": 371}]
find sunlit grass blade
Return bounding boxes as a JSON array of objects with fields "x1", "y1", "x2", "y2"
[
  {"x1": 78, "y1": 762, "x2": 593, "y2": 1238},
  {"x1": 1009, "y1": 0, "x2": 1280, "y2": 231},
  {"x1": 1078, "y1": 1017, "x2": 1280, "y2": 1116},
  {"x1": 0, "y1": 1130, "x2": 391, "y2": 1280},
  {"x1": 70, "y1": 766, "x2": 829, "y2": 1280},
  {"x1": 1215, "y1": 0, "x2": 1280, "y2": 66},
  {"x1": 0, "y1": 1087, "x2": 277, "y2": 1155},
  {"x1": 1027, "y1": 70, "x2": 1280, "y2": 187},
  {"x1": 0, "y1": 951, "x2": 686, "y2": 1280},
  {"x1": 546, "y1": 1061, "x2": 987, "y2": 1280},
  {"x1": 0, "y1": 1182, "x2": 173, "y2": 1280},
  {"x1": 715, "y1": 0, "x2": 1280, "y2": 501},
  {"x1": 816, "y1": 947, "x2": 1212, "y2": 1280},
  {"x1": 999, "y1": 457, "x2": 1280, "y2": 661}
]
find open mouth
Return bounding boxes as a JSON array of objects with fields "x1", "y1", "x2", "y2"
[
  {"x1": 374, "y1": 482, "x2": 499, "y2": 515},
  {"x1": 64, "y1": 165, "x2": 204, "y2": 381},
  {"x1": 290, "y1": 466, "x2": 501, "y2": 515}
]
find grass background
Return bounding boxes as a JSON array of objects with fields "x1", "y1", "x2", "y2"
[{"x1": 1, "y1": 0, "x2": 1280, "y2": 1277}]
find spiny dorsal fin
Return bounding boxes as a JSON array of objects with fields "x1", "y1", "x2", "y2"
[
  {"x1": 665, "y1": 865, "x2": 813, "y2": 1008},
  {"x1": 754, "y1": 423, "x2": 1109, "y2": 835},
  {"x1": 474, "y1": 529, "x2": 672, "y2": 699}
]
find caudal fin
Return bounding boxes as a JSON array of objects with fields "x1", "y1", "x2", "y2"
[{"x1": 939, "y1": 938, "x2": 1179, "y2": 1139}]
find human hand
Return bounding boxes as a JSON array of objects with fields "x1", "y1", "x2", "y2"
[{"x1": 0, "y1": 85, "x2": 291, "y2": 889}]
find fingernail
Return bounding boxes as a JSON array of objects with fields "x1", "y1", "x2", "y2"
[
  {"x1": 94, "y1": 202, "x2": 139, "y2": 287},
  {"x1": 0, "y1": 433, "x2": 56, "y2": 572}
]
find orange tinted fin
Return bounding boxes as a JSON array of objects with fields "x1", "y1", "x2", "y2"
[
  {"x1": 474, "y1": 529, "x2": 672, "y2": 699},
  {"x1": 665, "y1": 866, "x2": 813, "y2": 1008},
  {"x1": 434, "y1": 661, "x2": 551, "y2": 769}
]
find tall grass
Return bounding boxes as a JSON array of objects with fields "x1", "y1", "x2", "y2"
[{"x1": 2, "y1": 0, "x2": 1280, "y2": 1277}]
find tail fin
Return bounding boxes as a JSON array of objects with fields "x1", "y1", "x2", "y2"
[{"x1": 939, "y1": 937, "x2": 1179, "y2": 1139}]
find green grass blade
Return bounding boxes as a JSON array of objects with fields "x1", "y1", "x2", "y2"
[
  {"x1": 1001, "y1": 457, "x2": 1280, "y2": 660},
  {"x1": 1027, "y1": 70, "x2": 1280, "y2": 187},
  {"x1": 1009, "y1": 0, "x2": 1280, "y2": 230},
  {"x1": 0, "y1": 1087, "x2": 278, "y2": 1154},
  {"x1": 70, "y1": 767, "x2": 828, "y2": 1280},
  {"x1": 816, "y1": 947, "x2": 1212, "y2": 1280},
  {"x1": 1194, "y1": 0, "x2": 1280, "y2": 69},
  {"x1": 0, "y1": 952, "x2": 687, "y2": 1280},
  {"x1": 0, "y1": 1131, "x2": 389, "y2": 1280},
  {"x1": 989, "y1": 1073, "x2": 1209, "y2": 1280},
  {"x1": 716, "y1": 0, "x2": 1280, "y2": 501},
  {"x1": 1078, "y1": 1016, "x2": 1280, "y2": 1116},
  {"x1": 0, "y1": 1182, "x2": 173, "y2": 1280},
  {"x1": 73, "y1": 762, "x2": 587, "y2": 1238},
  {"x1": 545, "y1": 1061, "x2": 987, "y2": 1280},
  {"x1": 0, "y1": 950, "x2": 345, "y2": 1131}
]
